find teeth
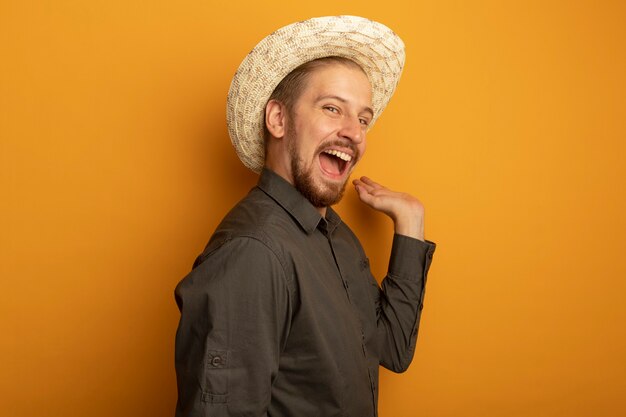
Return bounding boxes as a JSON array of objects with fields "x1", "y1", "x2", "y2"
[{"x1": 324, "y1": 149, "x2": 352, "y2": 162}]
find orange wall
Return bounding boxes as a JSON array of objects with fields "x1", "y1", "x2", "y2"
[{"x1": 2, "y1": 1, "x2": 625, "y2": 416}]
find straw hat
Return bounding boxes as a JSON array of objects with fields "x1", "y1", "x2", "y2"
[{"x1": 226, "y1": 15, "x2": 406, "y2": 173}]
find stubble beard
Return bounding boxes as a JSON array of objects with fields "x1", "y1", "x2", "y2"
[{"x1": 287, "y1": 124, "x2": 350, "y2": 209}]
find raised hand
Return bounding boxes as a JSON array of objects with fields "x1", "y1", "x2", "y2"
[{"x1": 353, "y1": 176, "x2": 425, "y2": 241}]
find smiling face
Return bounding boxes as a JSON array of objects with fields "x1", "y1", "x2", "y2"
[{"x1": 265, "y1": 61, "x2": 373, "y2": 210}]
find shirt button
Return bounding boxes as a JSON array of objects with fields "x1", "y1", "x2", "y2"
[{"x1": 211, "y1": 356, "x2": 223, "y2": 367}]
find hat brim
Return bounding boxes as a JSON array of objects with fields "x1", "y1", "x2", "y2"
[{"x1": 226, "y1": 15, "x2": 406, "y2": 173}]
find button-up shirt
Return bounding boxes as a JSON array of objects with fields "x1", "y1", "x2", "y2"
[{"x1": 175, "y1": 168, "x2": 436, "y2": 416}]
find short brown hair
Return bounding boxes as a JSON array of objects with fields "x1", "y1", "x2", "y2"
[{"x1": 263, "y1": 56, "x2": 365, "y2": 141}]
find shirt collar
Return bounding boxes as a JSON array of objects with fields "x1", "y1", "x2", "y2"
[{"x1": 257, "y1": 168, "x2": 342, "y2": 235}]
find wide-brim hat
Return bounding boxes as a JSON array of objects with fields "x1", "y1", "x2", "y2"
[{"x1": 226, "y1": 15, "x2": 406, "y2": 173}]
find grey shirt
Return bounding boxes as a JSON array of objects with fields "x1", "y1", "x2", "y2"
[{"x1": 174, "y1": 168, "x2": 436, "y2": 416}]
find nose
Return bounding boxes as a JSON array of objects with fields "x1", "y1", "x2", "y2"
[{"x1": 338, "y1": 116, "x2": 364, "y2": 144}]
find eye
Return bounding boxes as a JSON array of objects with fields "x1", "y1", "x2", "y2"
[
  {"x1": 323, "y1": 105, "x2": 339, "y2": 114},
  {"x1": 359, "y1": 118, "x2": 370, "y2": 126}
]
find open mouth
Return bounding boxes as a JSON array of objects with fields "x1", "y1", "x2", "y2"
[{"x1": 318, "y1": 149, "x2": 353, "y2": 179}]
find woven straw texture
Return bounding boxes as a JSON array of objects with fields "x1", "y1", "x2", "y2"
[{"x1": 226, "y1": 15, "x2": 406, "y2": 173}]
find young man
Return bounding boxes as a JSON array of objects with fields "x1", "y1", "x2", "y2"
[{"x1": 175, "y1": 16, "x2": 436, "y2": 417}]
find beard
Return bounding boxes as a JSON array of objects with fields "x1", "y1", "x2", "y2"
[
  {"x1": 291, "y1": 148, "x2": 346, "y2": 208},
  {"x1": 286, "y1": 124, "x2": 355, "y2": 209}
]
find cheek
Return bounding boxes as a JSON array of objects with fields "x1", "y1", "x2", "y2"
[
  {"x1": 292, "y1": 136, "x2": 319, "y2": 164},
  {"x1": 314, "y1": 115, "x2": 342, "y2": 135}
]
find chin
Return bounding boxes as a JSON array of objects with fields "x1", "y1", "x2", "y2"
[{"x1": 296, "y1": 173, "x2": 347, "y2": 208}]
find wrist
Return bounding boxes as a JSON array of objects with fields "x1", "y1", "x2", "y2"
[{"x1": 394, "y1": 216, "x2": 424, "y2": 241}]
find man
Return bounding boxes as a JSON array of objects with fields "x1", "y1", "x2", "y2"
[{"x1": 175, "y1": 16, "x2": 436, "y2": 416}]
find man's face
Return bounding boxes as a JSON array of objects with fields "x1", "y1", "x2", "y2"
[{"x1": 284, "y1": 63, "x2": 373, "y2": 208}]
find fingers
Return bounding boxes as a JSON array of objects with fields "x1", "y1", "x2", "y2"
[
  {"x1": 353, "y1": 179, "x2": 373, "y2": 196},
  {"x1": 353, "y1": 179, "x2": 378, "y2": 207},
  {"x1": 353, "y1": 182, "x2": 377, "y2": 204},
  {"x1": 354, "y1": 176, "x2": 385, "y2": 191},
  {"x1": 353, "y1": 176, "x2": 383, "y2": 197},
  {"x1": 353, "y1": 177, "x2": 394, "y2": 202},
  {"x1": 353, "y1": 176, "x2": 393, "y2": 213}
]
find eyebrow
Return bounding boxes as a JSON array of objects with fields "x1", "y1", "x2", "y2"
[{"x1": 315, "y1": 95, "x2": 374, "y2": 117}]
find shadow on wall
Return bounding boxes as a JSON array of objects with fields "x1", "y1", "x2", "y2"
[
  {"x1": 340, "y1": 186, "x2": 391, "y2": 281},
  {"x1": 187, "y1": 107, "x2": 258, "y2": 236}
]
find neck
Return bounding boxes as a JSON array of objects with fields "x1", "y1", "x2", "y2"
[{"x1": 263, "y1": 164, "x2": 328, "y2": 218}]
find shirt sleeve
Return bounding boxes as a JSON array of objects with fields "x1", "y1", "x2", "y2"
[
  {"x1": 376, "y1": 234, "x2": 436, "y2": 372},
  {"x1": 174, "y1": 236, "x2": 292, "y2": 417}
]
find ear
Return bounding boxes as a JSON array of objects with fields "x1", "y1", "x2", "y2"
[{"x1": 265, "y1": 99, "x2": 287, "y2": 139}]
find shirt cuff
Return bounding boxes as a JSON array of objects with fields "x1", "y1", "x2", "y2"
[{"x1": 388, "y1": 233, "x2": 436, "y2": 279}]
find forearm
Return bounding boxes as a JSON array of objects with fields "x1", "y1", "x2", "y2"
[{"x1": 376, "y1": 234, "x2": 435, "y2": 372}]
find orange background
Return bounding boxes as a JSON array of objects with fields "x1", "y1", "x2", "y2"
[{"x1": 2, "y1": 1, "x2": 625, "y2": 416}]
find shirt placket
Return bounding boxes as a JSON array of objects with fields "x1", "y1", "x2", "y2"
[{"x1": 323, "y1": 221, "x2": 378, "y2": 417}]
